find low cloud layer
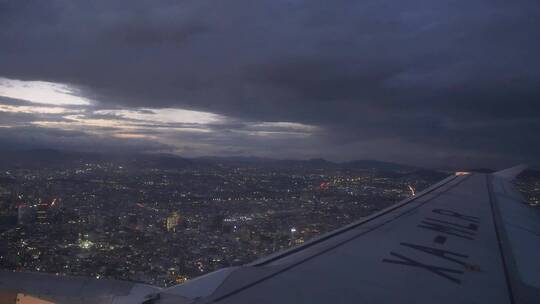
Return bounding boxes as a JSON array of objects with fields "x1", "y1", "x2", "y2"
[{"x1": 1, "y1": 0, "x2": 539, "y2": 168}]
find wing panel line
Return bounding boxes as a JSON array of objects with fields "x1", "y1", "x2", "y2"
[{"x1": 487, "y1": 175, "x2": 516, "y2": 304}]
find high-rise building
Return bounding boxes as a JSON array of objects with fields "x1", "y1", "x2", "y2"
[
  {"x1": 290, "y1": 227, "x2": 297, "y2": 245},
  {"x1": 166, "y1": 212, "x2": 181, "y2": 232},
  {"x1": 36, "y1": 200, "x2": 50, "y2": 225}
]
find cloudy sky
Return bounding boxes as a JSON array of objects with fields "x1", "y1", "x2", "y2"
[{"x1": 0, "y1": 0, "x2": 539, "y2": 168}]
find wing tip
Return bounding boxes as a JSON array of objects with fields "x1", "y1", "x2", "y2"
[{"x1": 493, "y1": 164, "x2": 528, "y2": 180}]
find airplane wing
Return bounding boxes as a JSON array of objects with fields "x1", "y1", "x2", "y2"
[{"x1": 1, "y1": 166, "x2": 539, "y2": 304}]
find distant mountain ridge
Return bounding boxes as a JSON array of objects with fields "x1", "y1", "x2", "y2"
[
  {"x1": 342, "y1": 159, "x2": 418, "y2": 171},
  {"x1": 196, "y1": 156, "x2": 419, "y2": 171},
  {"x1": 15, "y1": 149, "x2": 538, "y2": 174},
  {"x1": 0, "y1": 149, "x2": 422, "y2": 172}
]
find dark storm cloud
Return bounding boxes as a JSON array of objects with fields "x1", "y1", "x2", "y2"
[{"x1": 0, "y1": 0, "x2": 539, "y2": 167}]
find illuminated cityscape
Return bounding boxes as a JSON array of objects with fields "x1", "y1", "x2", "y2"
[{"x1": 0, "y1": 153, "x2": 454, "y2": 287}]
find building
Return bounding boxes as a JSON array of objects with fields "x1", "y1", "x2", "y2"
[
  {"x1": 166, "y1": 212, "x2": 181, "y2": 232},
  {"x1": 36, "y1": 200, "x2": 50, "y2": 225}
]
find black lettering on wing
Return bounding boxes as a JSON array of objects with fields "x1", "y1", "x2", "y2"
[
  {"x1": 418, "y1": 220, "x2": 475, "y2": 240},
  {"x1": 432, "y1": 209, "x2": 479, "y2": 223},
  {"x1": 382, "y1": 252, "x2": 463, "y2": 284},
  {"x1": 424, "y1": 217, "x2": 479, "y2": 232},
  {"x1": 400, "y1": 242, "x2": 469, "y2": 267}
]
